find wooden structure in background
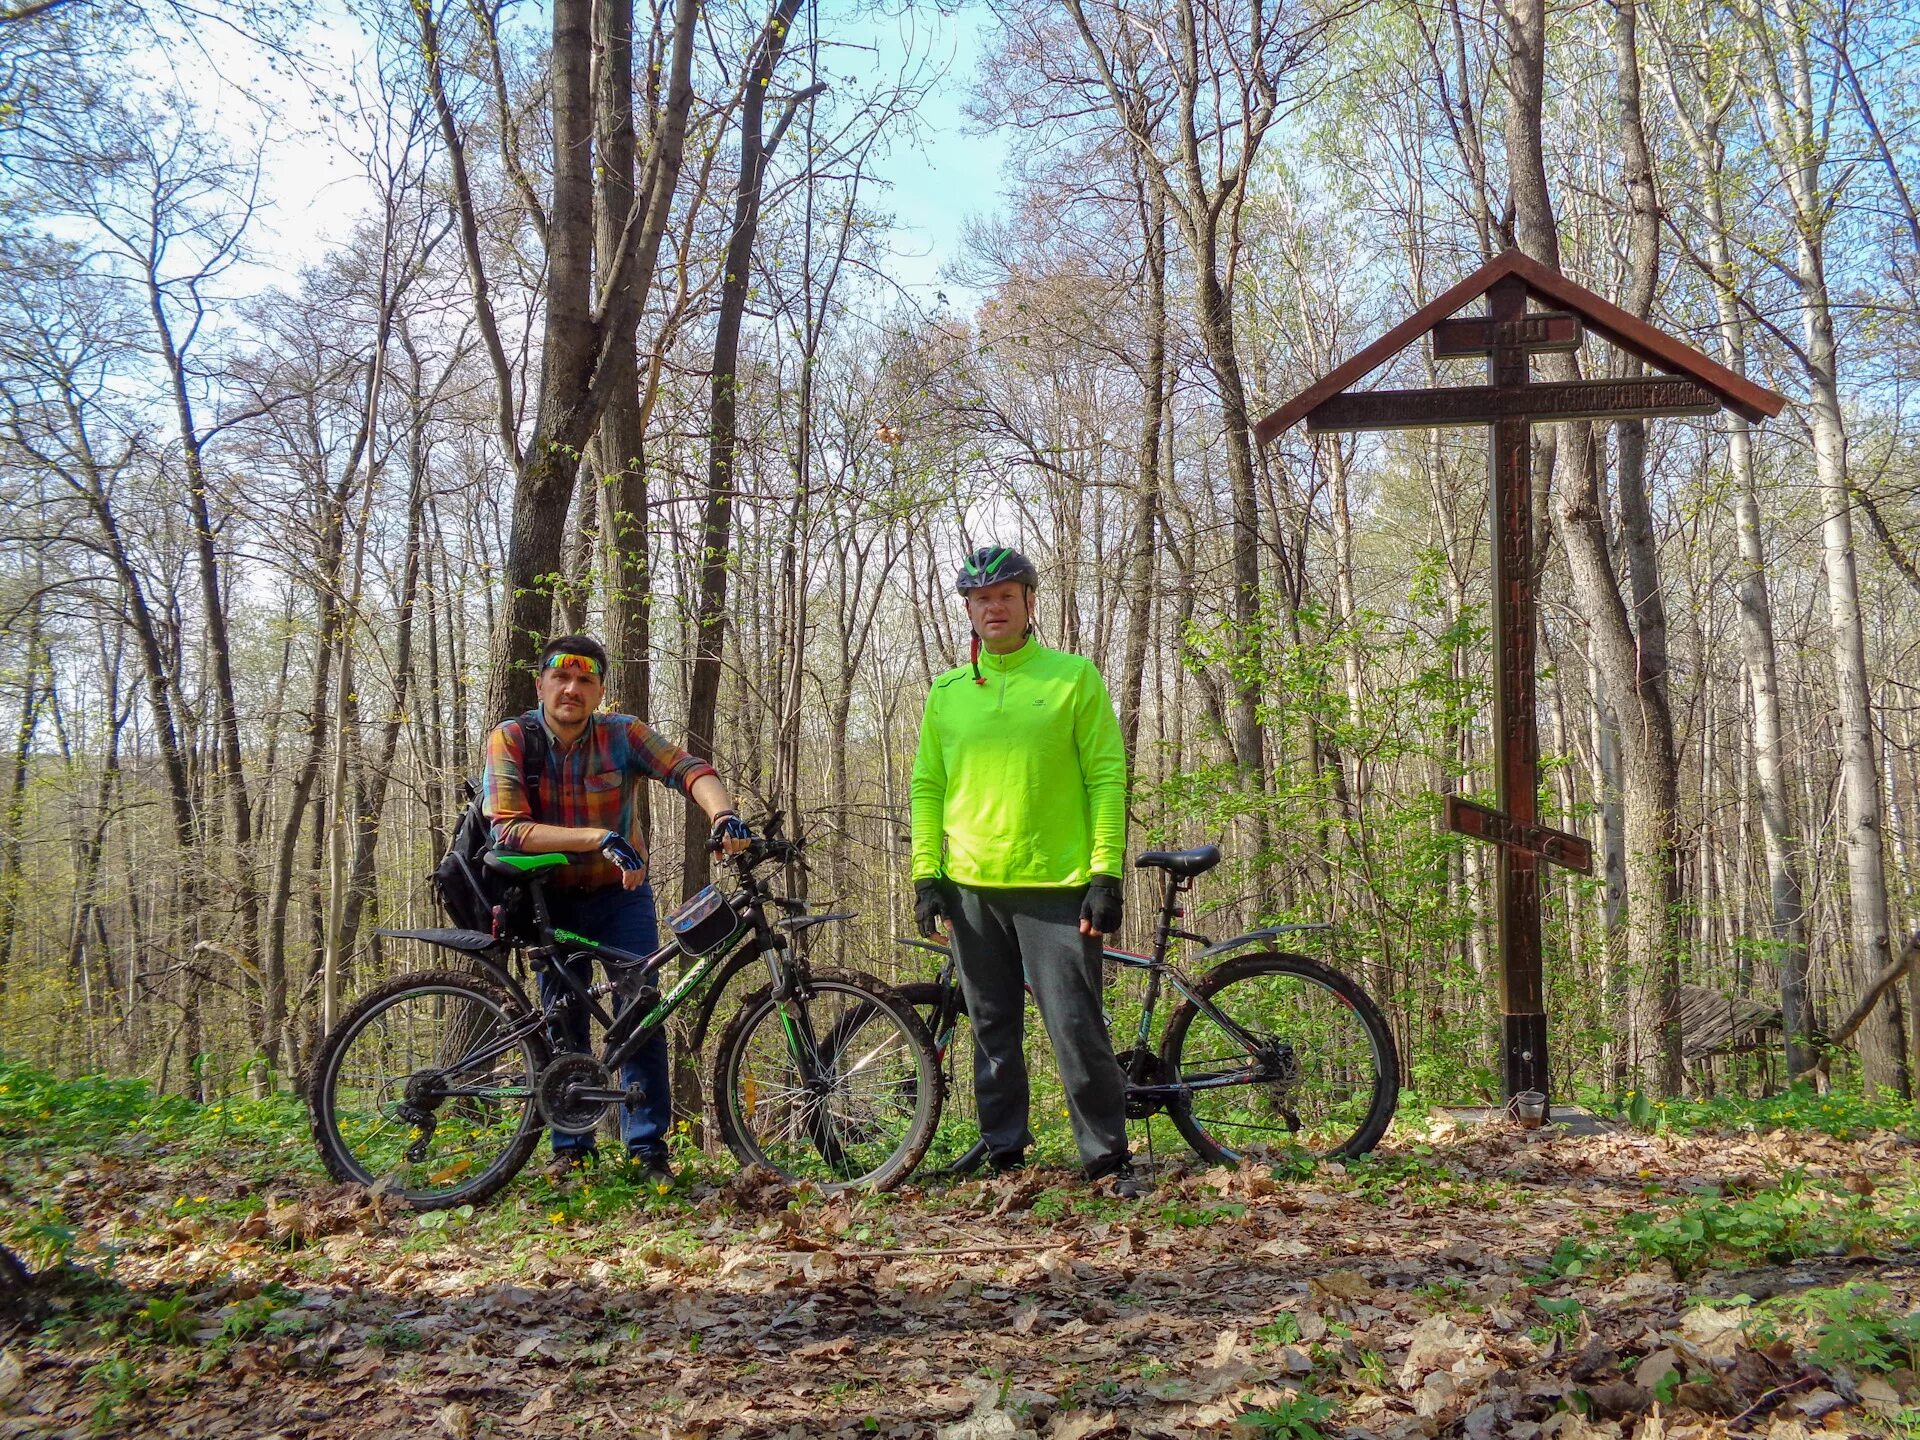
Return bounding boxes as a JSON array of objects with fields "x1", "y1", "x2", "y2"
[{"x1": 1257, "y1": 250, "x2": 1786, "y2": 1110}]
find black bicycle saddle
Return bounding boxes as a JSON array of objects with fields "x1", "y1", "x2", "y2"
[{"x1": 1133, "y1": 844, "x2": 1221, "y2": 877}]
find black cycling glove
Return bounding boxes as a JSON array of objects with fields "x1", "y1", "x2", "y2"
[
  {"x1": 710, "y1": 812, "x2": 752, "y2": 847},
  {"x1": 913, "y1": 878, "x2": 951, "y2": 939},
  {"x1": 1080, "y1": 875, "x2": 1123, "y2": 935},
  {"x1": 601, "y1": 832, "x2": 647, "y2": 874}
]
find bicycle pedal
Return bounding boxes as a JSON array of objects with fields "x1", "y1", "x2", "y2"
[{"x1": 621, "y1": 1084, "x2": 648, "y2": 1111}]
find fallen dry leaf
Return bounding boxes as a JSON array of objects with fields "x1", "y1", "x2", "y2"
[
  {"x1": 792, "y1": 1335, "x2": 855, "y2": 1359},
  {"x1": 1311, "y1": 1269, "x2": 1373, "y2": 1301},
  {"x1": 1676, "y1": 1304, "x2": 1745, "y2": 1363},
  {"x1": 1049, "y1": 1409, "x2": 1117, "y2": 1439},
  {"x1": 516, "y1": 1384, "x2": 557, "y2": 1423},
  {"x1": 1398, "y1": 1314, "x2": 1484, "y2": 1389}
]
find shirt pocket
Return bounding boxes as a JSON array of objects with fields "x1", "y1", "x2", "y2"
[{"x1": 584, "y1": 768, "x2": 625, "y2": 795}]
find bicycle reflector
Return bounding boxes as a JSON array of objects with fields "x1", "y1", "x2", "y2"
[{"x1": 668, "y1": 885, "x2": 738, "y2": 955}]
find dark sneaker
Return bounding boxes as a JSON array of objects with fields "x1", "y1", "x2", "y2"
[
  {"x1": 987, "y1": 1149, "x2": 1028, "y2": 1175},
  {"x1": 546, "y1": 1148, "x2": 598, "y2": 1181},
  {"x1": 1099, "y1": 1161, "x2": 1150, "y2": 1200},
  {"x1": 627, "y1": 1150, "x2": 674, "y2": 1184}
]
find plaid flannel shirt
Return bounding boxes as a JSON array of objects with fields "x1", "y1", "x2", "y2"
[{"x1": 482, "y1": 710, "x2": 717, "y2": 891}]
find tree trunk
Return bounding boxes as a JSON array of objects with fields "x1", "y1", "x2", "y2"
[
  {"x1": 147, "y1": 268, "x2": 262, "y2": 978},
  {"x1": 0, "y1": 597, "x2": 44, "y2": 986},
  {"x1": 593, "y1": 0, "x2": 651, "y2": 820},
  {"x1": 1057, "y1": 0, "x2": 1310, "y2": 856},
  {"x1": 1739, "y1": 0, "x2": 1908, "y2": 1093},
  {"x1": 1505, "y1": 0, "x2": 1683, "y2": 1093},
  {"x1": 337, "y1": 409, "x2": 432, "y2": 1018},
  {"x1": 481, "y1": 0, "x2": 598, "y2": 722},
  {"x1": 419, "y1": 0, "x2": 699, "y2": 726},
  {"x1": 1649, "y1": 0, "x2": 1815, "y2": 1081},
  {"x1": 1118, "y1": 176, "x2": 1166, "y2": 777},
  {"x1": 682, "y1": 0, "x2": 811, "y2": 897}
]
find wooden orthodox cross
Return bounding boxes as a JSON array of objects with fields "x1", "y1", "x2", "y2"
[{"x1": 1255, "y1": 251, "x2": 1784, "y2": 1110}]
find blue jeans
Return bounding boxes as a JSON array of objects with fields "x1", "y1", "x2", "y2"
[{"x1": 540, "y1": 883, "x2": 671, "y2": 1159}]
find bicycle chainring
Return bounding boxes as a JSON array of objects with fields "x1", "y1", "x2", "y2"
[
  {"x1": 535, "y1": 1053, "x2": 610, "y2": 1134},
  {"x1": 1116, "y1": 1047, "x2": 1167, "y2": 1119}
]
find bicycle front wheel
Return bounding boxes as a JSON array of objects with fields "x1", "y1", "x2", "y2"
[
  {"x1": 1159, "y1": 952, "x2": 1398, "y2": 1164},
  {"x1": 309, "y1": 967, "x2": 549, "y2": 1209},
  {"x1": 714, "y1": 969, "x2": 941, "y2": 1191}
]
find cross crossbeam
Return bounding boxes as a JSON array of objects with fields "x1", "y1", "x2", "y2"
[
  {"x1": 1304, "y1": 377, "x2": 1720, "y2": 433},
  {"x1": 1445, "y1": 795, "x2": 1593, "y2": 873},
  {"x1": 1431, "y1": 311, "x2": 1581, "y2": 357}
]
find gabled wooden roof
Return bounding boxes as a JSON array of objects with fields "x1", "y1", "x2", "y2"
[{"x1": 1254, "y1": 249, "x2": 1786, "y2": 443}]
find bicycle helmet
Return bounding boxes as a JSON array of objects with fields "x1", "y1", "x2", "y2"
[
  {"x1": 954, "y1": 545, "x2": 1039, "y2": 594},
  {"x1": 955, "y1": 545, "x2": 1040, "y2": 684}
]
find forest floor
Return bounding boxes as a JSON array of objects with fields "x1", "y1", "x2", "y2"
[{"x1": 2, "y1": 1062, "x2": 1918, "y2": 1440}]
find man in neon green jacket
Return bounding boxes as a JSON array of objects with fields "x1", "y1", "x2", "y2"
[{"x1": 910, "y1": 545, "x2": 1144, "y2": 1197}]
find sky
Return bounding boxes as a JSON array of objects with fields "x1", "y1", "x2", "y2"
[
  {"x1": 193, "y1": 2, "x2": 1011, "y2": 309},
  {"x1": 837, "y1": 5, "x2": 1011, "y2": 301}
]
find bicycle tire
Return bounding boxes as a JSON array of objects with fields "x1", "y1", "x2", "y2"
[
  {"x1": 713, "y1": 969, "x2": 941, "y2": 1192},
  {"x1": 1158, "y1": 951, "x2": 1398, "y2": 1164},
  {"x1": 309, "y1": 967, "x2": 550, "y2": 1209}
]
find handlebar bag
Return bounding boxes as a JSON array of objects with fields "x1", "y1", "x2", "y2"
[{"x1": 667, "y1": 885, "x2": 739, "y2": 956}]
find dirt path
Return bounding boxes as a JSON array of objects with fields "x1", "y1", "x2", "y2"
[{"x1": 4, "y1": 1118, "x2": 1917, "y2": 1438}]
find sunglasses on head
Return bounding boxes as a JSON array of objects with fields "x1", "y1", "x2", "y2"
[{"x1": 542, "y1": 652, "x2": 603, "y2": 677}]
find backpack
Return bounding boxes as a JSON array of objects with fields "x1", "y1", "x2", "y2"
[{"x1": 432, "y1": 710, "x2": 549, "y2": 935}]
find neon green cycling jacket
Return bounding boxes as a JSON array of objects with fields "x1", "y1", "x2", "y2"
[{"x1": 909, "y1": 638, "x2": 1127, "y2": 887}]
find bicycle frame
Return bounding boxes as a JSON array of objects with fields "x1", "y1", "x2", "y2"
[
  {"x1": 902, "y1": 939, "x2": 1272, "y2": 1108},
  {"x1": 529, "y1": 851, "x2": 822, "y2": 1100},
  {"x1": 901, "y1": 864, "x2": 1339, "y2": 1110},
  {"x1": 425, "y1": 844, "x2": 827, "y2": 1114}
]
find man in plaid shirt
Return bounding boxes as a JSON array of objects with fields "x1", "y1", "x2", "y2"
[{"x1": 483, "y1": 633, "x2": 751, "y2": 1180}]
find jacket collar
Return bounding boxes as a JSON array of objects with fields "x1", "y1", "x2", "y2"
[{"x1": 977, "y1": 636, "x2": 1042, "y2": 673}]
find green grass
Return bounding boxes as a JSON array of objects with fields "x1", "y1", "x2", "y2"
[
  {"x1": 1235, "y1": 1389, "x2": 1336, "y2": 1439},
  {"x1": 1253, "y1": 1314, "x2": 1305, "y2": 1346},
  {"x1": 1586, "y1": 1082, "x2": 1919, "y2": 1139},
  {"x1": 1747, "y1": 1283, "x2": 1920, "y2": 1374},
  {"x1": 1156, "y1": 1199, "x2": 1248, "y2": 1227},
  {"x1": 0, "y1": 1053, "x2": 312, "y2": 1162},
  {"x1": 1616, "y1": 1167, "x2": 1920, "y2": 1278}
]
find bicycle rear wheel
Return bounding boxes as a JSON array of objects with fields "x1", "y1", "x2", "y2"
[
  {"x1": 309, "y1": 968, "x2": 549, "y2": 1209},
  {"x1": 714, "y1": 969, "x2": 941, "y2": 1191},
  {"x1": 894, "y1": 981, "x2": 986, "y2": 1174},
  {"x1": 1159, "y1": 952, "x2": 1397, "y2": 1164}
]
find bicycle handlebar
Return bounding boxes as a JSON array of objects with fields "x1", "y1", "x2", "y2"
[
  {"x1": 702, "y1": 809, "x2": 810, "y2": 874},
  {"x1": 708, "y1": 830, "x2": 806, "y2": 873}
]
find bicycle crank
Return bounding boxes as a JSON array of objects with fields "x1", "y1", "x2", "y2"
[
  {"x1": 535, "y1": 1053, "x2": 615, "y2": 1134},
  {"x1": 1116, "y1": 1047, "x2": 1170, "y2": 1119}
]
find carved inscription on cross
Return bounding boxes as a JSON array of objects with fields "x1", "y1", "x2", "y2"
[{"x1": 1256, "y1": 251, "x2": 1785, "y2": 1113}]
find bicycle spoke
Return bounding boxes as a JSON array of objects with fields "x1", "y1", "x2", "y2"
[
  {"x1": 1164, "y1": 955, "x2": 1395, "y2": 1163},
  {"x1": 835, "y1": 1030, "x2": 917, "y2": 1079},
  {"x1": 315, "y1": 976, "x2": 543, "y2": 1208},
  {"x1": 717, "y1": 974, "x2": 939, "y2": 1191}
]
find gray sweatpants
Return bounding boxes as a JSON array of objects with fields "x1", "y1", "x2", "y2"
[{"x1": 948, "y1": 884, "x2": 1130, "y2": 1174}]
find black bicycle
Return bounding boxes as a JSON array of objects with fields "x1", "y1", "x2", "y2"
[
  {"x1": 893, "y1": 844, "x2": 1398, "y2": 1173},
  {"x1": 307, "y1": 818, "x2": 941, "y2": 1208}
]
